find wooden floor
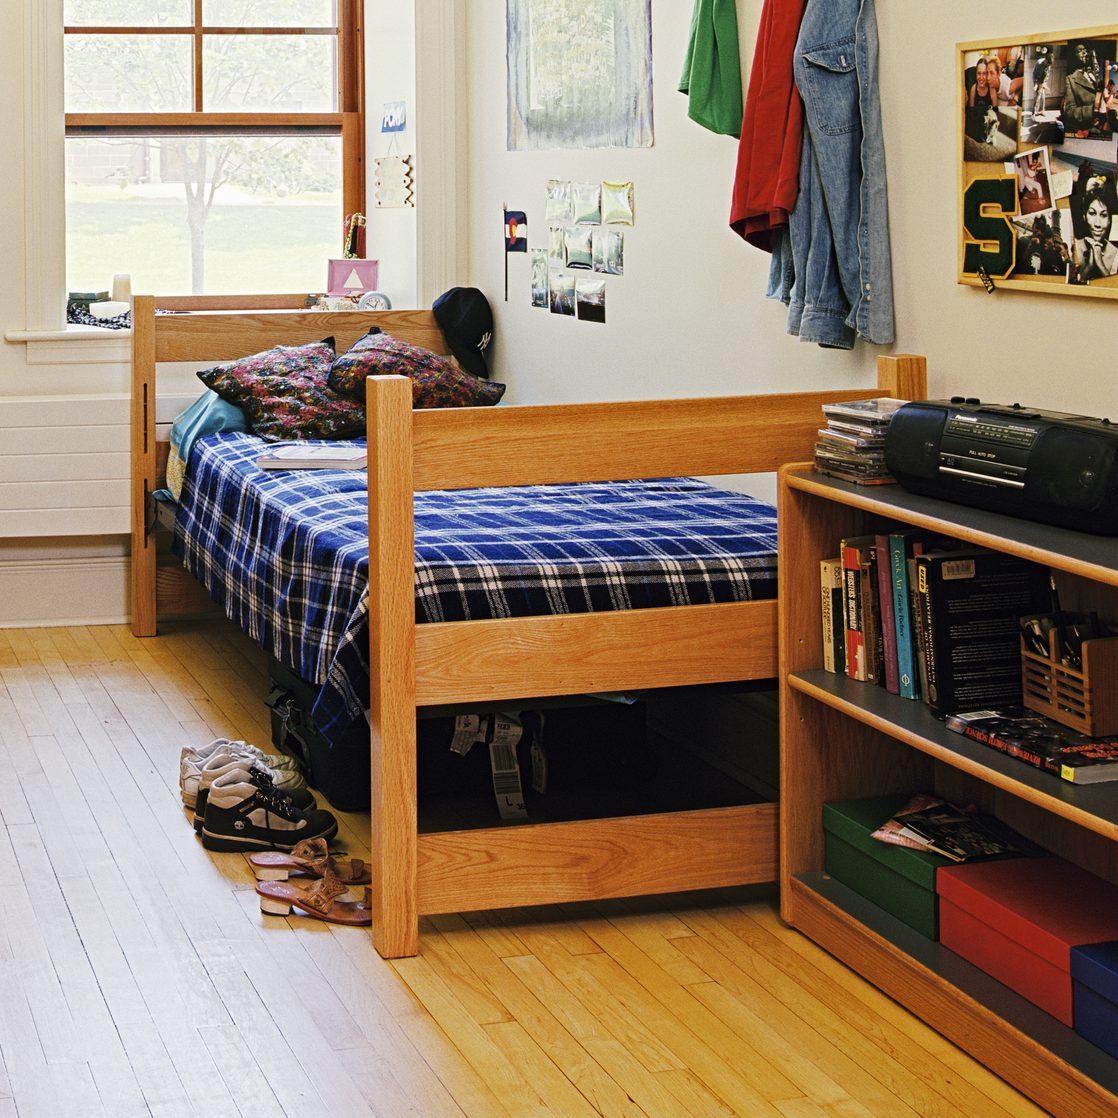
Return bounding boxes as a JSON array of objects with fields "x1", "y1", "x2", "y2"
[{"x1": 0, "y1": 619, "x2": 1049, "y2": 1118}]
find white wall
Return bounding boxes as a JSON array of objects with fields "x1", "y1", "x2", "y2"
[
  {"x1": 465, "y1": 1, "x2": 1118, "y2": 420},
  {"x1": 3, "y1": 3, "x2": 1118, "y2": 624}
]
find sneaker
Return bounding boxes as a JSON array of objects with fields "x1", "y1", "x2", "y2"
[
  {"x1": 192, "y1": 753, "x2": 316, "y2": 833},
  {"x1": 201, "y1": 770, "x2": 337, "y2": 853},
  {"x1": 181, "y1": 739, "x2": 307, "y2": 807}
]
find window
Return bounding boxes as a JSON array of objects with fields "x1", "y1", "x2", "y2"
[{"x1": 63, "y1": 1, "x2": 364, "y2": 296}]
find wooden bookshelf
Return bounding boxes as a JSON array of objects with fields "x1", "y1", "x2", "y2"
[{"x1": 778, "y1": 465, "x2": 1118, "y2": 1118}]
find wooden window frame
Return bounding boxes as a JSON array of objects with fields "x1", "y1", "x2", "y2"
[{"x1": 63, "y1": 0, "x2": 365, "y2": 220}]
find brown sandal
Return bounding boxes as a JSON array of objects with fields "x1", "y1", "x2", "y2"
[
  {"x1": 248, "y1": 838, "x2": 370, "y2": 885},
  {"x1": 256, "y1": 866, "x2": 373, "y2": 926}
]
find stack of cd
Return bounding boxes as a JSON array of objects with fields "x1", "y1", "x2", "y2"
[{"x1": 814, "y1": 398, "x2": 907, "y2": 485}]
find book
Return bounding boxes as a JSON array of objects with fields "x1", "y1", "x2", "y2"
[
  {"x1": 915, "y1": 549, "x2": 1049, "y2": 717},
  {"x1": 946, "y1": 707, "x2": 1118, "y2": 784},
  {"x1": 820, "y1": 558, "x2": 844, "y2": 674},
  {"x1": 874, "y1": 534, "x2": 900, "y2": 695},
  {"x1": 889, "y1": 530, "x2": 922, "y2": 700},
  {"x1": 256, "y1": 444, "x2": 367, "y2": 470},
  {"x1": 859, "y1": 544, "x2": 884, "y2": 685},
  {"x1": 891, "y1": 798, "x2": 1026, "y2": 862},
  {"x1": 841, "y1": 535, "x2": 875, "y2": 680}
]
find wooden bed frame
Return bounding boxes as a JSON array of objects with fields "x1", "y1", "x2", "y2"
[{"x1": 130, "y1": 294, "x2": 926, "y2": 958}]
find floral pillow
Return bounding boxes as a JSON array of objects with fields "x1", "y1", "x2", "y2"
[
  {"x1": 328, "y1": 330, "x2": 505, "y2": 408},
  {"x1": 196, "y1": 339, "x2": 366, "y2": 441}
]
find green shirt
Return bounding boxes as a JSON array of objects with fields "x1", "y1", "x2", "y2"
[{"x1": 679, "y1": 0, "x2": 743, "y2": 138}]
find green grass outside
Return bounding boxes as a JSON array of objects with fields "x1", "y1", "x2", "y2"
[{"x1": 67, "y1": 199, "x2": 341, "y2": 295}]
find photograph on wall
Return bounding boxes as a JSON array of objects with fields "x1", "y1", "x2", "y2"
[
  {"x1": 545, "y1": 179, "x2": 573, "y2": 222},
  {"x1": 604, "y1": 229, "x2": 624, "y2": 275},
  {"x1": 1022, "y1": 44, "x2": 1066, "y2": 145},
  {"x1": 1014, "y1": 147, "x2": 1054, "y2": 214},
  {"x1": 1010, "y1": 209, "x2": 1072, "y2": 276},
  {"x1": 548, "y1": 224, "x2": 565, "y2": 266},
  {"x1": 576, "y1": 277, "x2": 606, "y2": 323},
  {"x1": 602, "y1": 180, "x2": 636, "y2": 224},
  {"x1": 1060, "y1": 40, "x2": 1116, "y2": 141},
  {"x1": 507, "y1": 0, "x2": 654, "y2": 151},
  {"x1": 1068, "y1": 165, "x2": 1118, "y2": 282},
  {"x1": 571, "y1": 181, "x2": 602, "y2": 224},
  {"x1": 564, "y1": 225, "x2": 593, "y2": 269},
  {"x1": 550, "y1": 272, "x2": 576, "y2": 315},
  {"x1": 531, "y1": 249, "x2": 549, "y2": 307},
  {"x1": 963, "y1": 48, "x2": 1021, "y2": 161},
  {"x1": 592, "y1": 228, "x2": 606, "y2": 272}
]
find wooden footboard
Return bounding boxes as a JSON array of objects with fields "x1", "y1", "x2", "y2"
[{"x1": 366, "y1": 354, "x2": 928, "y2": 958}]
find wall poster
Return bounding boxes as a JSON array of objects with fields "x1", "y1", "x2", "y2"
[
  {"x1": 959, "y1": 24, "x2": 1118, "y2": 300},
  {"x1": 506, "y1": 0, "x2": 654, "y2": 151}
]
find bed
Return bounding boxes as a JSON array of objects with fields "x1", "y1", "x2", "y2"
[{"x1": 130, "y1": 294, "x2": 926, "y2": 958}]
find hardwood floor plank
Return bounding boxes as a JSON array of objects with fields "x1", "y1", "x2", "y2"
[{"x1": 0, "y1": 621, "x2": 1049, "y2": 1118}]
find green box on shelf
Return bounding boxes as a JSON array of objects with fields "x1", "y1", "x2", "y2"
[{"x1": 823, "y1": 794, "x2": 954, "y2": 940}]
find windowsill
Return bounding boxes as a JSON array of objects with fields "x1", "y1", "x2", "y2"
[{"x1": 4, "y1": 325, "x2": 132, "y2": 365}]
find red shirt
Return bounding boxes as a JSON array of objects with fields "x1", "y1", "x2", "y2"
[{"x1": 729, "y1": 0, "x2": 805, "y2": 251}]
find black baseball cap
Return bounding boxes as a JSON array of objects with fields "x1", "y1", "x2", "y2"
[{"x1": 432, "y1": 287, "x2": 493, "y2": 379}]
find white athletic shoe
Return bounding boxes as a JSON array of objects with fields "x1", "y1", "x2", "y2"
[{"x1": 180, "y1": 738, "x2": 305, "y2": 805}]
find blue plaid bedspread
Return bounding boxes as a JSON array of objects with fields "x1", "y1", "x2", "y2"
[{"x1": 174, "y1": 432, "x2": 778, "y2": 743}]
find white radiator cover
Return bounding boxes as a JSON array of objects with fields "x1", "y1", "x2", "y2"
[{"x1": 0, "y1": 393, "x2": 195, "y2": 537}]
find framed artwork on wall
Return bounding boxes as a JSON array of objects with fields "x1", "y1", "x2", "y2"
[{"x1": 959, "y1": 24, "x2": 1118, "y2": 300}]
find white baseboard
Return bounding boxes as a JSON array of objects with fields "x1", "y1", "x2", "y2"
[{"x1": 0, "y1": 555, "x2": 129, "y2": 628}]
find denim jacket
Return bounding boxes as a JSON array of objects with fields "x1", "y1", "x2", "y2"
[{"x1": 773, "y1": 0, "x2": 895, "y2": 348}]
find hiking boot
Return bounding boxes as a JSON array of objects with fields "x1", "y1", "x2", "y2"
[
  {"x1": 200, "y1": 770, "x2": 337, "y2": 853},
  {"x1": 191, "y1": 752, "x2": 316, "y2": 833}
]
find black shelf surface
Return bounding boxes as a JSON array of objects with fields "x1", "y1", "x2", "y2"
[
  {"x1": 797, "y1": 871, "x2": 1118, "y2": 1096},
  {"x1": 789, "y1": 669, "x2": 1118, "y2": 837},
  {"x1": 788, "y1": 469, "x2": 1118, "y2": 586}
]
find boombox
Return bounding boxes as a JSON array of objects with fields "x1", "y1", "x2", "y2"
[{"x1": 884, "y1": 399, "x2": 1118, "y2": 535}]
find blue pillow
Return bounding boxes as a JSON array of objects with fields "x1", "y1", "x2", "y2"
[{"x1": 166, "y1": 389, "x2": 247, "y2": 499}]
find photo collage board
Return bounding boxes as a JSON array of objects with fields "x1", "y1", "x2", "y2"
[{"x1": 959, "y1": 24, "x2": 1118, "y2": 299}]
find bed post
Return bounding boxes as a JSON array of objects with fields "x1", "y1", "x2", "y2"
[
  {"x1": 366, "y1": 375, "x2": 419, "y2": 958},
  {"x1": 875, "y1": 353, "x2": 927, "y2": 401},
  {"x1": 131, "y1": 295, "x2": 158, "y2": 637}
]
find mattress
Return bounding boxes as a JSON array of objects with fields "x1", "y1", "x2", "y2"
[{"x1": 174, "y1": 432, "x2": 778, "y2": 741}]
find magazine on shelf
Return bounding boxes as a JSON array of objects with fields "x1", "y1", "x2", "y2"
[
  {"x1": 256, "y1": 444, "x2": 367, "y2": 470},
  {"x1": 946, "y1": 707, "x2": 1118, "y2": 784},
  {"x1": 891, "y1": 798, "x2": 1025, "y2": 862}
]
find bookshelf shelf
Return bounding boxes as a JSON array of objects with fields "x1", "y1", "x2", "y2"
[
  {"x1": 788, "y1": 669, "x2": 1118, "y2": 840},
  {"x1": 779, "y1": 463, "x2": 1118, "y2": 1118}
]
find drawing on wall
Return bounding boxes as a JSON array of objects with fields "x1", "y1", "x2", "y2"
[{"x1": 506, "y1": 0, "x2": 654, "y2": 151}]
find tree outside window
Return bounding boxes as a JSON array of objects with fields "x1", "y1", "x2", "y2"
[{"x1": 63, "y1": 0, "x2": 364, "y2": 296}]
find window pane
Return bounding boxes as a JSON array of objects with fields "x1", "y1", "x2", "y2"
[
  {"x1": 65, "y1": 35, "x2": 192, "y2": 112},
  {"x1": 65, "y1": 0, "x2": 192, "y2": 26},
  {"x1": 203, "y1": 1, "x2": 336, "y2": 28},
  {"x1": 66, "y1": 135, "x2": 343, "y2": 295},
  {"x1": 203, "y1": 35, "x2": 337, "y2": 112}
]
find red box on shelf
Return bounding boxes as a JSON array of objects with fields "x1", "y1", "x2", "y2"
[{"x1": 937, "y1": 856, "x2": 1118, "y2": 1027}]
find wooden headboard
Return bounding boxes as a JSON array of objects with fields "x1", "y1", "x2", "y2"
[{"x1": 130, "y1": 294, "x2": 449, "y2": 635}]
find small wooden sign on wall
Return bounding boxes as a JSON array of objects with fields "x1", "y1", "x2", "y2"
[
  {"x1": 959, "y1": 23, "x2": 1118, "y2": 300},
  {"x1": 374, "y1": 155, "x2": 414, "y2": 208}
]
